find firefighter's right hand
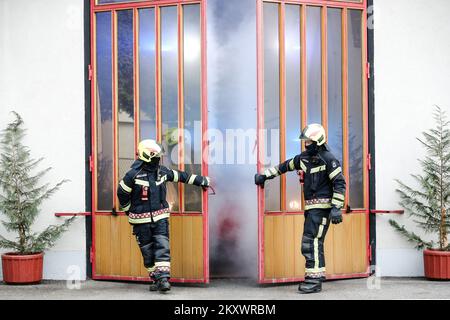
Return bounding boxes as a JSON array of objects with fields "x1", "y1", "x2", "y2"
[
  {"x1": 254, "y1": 174, "x2": 267, "y2": 187},
  {"x1": 330, "y1": 207, "x2": 343, "y2": 224}
]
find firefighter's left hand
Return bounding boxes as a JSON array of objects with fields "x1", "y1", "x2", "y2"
[
  {"x1": 254, "y1": 174, "x2": 266, "y2": 187},
  {"x1": 201, "y1": 176, "x2": 211, "y2": 191},
  {"x1": 330, "y1": 207, "x2": 343, "y2": 224}
]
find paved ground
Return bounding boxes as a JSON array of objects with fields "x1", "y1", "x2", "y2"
[{"x1": 0, "y1": 277, "x2": 448, "y2": 300}]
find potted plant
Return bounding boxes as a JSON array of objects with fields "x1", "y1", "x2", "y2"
[
  {"x1": 390, "y1": 106, "x2": 450, "y2": 280},
  {"x1": 0, "y1": 112, "x2": 75, "y2": 284}
]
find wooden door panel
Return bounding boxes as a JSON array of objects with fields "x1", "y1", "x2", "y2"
[
  {"x1": 263, "y1": 213, "x2": 368, "y2": 281},
  {"x1": 94, "y1": 215, "x2": 204, "y2": 280}
]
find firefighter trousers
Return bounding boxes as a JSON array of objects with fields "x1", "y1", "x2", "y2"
[
  {"x1": 132, "y1": 218, "x2": 170, "y2": 281},
  {"x1": 301, "y1": 208, "x2": 332, "y2": 279}
]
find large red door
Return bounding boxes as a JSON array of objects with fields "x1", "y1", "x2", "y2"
[
  {"x1": 256, "y1": 0, "x2": 371, "y2": 283},
  {"x1": 90, "y1": 0, "x2": 209, "y2": 283}
]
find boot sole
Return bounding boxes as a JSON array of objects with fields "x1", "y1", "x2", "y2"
[
  {"x1": 298, "y1": 288, "x2": 322, "y2": 294},
  {"x1": 159, "y1": 284, "x2": 171, "y2": 293}
]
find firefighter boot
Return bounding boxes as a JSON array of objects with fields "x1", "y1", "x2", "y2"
[
  {"x1": 149, "y1": 281, "x2": 158, "y2": 292},
  {"x1": 298, "y1": 278, "x2": 322, "y2": 294},
  {"x1": 157, "y1": 277, "x2": 171, "y2": 293}
]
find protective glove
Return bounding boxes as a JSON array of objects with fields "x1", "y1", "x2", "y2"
[
  {"x1": 254, "y1": 174, "x2": 267, "y2": 187},
  {"x1": 201, "y1": 176, "x2": 211, "y2": 191},
  {"x1": 330, "y1": 207, "x2": 343, "y2": 224}
]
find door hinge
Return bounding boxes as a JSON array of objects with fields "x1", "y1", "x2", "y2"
[
  {"x1": 89, "y1": 155, "x2": 94, "y2": 172},
  {"x1": 366, "y1": 62, "x2": 371, "y2": 79},
  {"x1": 367, "y1": 153, "x2": 372, "y2": 171},
  {"x1": 88, "y1": 64, "x2": 93, "y2": 81},
  {"x1": 89, "y1": 247, "x2": 94, "y2": 263}
]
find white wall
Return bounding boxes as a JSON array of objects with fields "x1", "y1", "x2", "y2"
[
  {"x1": 374, "y1": 0, "x2": 450, "y2": 276},
  {"x1": 0, "y1": 0, "x2": 86, "y2": 280}
]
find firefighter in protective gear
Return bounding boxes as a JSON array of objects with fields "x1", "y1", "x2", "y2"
[
  {"x1": 117, "y1": 139, "x2": 211, "y2": 293},
  {"x1": 255, "y1": 123, "x2": 346, "y2": 294}
]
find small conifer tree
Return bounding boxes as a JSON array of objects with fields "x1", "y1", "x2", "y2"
[
  {"x1": 390, "y1": 106, "x2": 450, "y2": 251},
  {"x1": 0, "y1": 112, "x2": 75, "y2": 254}
]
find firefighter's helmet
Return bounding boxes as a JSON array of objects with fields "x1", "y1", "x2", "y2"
[
  {"x1": 299, "y1": 123, "x2": 326, "y2": 146},
  {"x1": 138, "y1": 139, "x2": 164, "y2": 162}
]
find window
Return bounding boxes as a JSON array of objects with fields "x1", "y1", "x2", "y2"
[
  {"x1": 256, "y1": 0, "x2": 369, "y2": 283},
  {"x1": 93, "y1": 2, "x2": 205, "y2": 214},
  {"x1": 258, "y1": 0, "x2": 368, "y2": 213},
  {"x1": 91, "y1": 0, "x2": 209, "y2": 283}
]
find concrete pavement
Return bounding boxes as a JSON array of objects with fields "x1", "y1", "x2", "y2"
[{"x1": 0, "y1": 277, "x2": 448, "y2": 300}]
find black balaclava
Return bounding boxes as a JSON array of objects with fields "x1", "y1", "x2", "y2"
[
  {"x1": 142, "y1": 156, "x2": 161, "y2": 172},
  {"x1": 305, "y1": 141, "x2": 319, "y2": 156}
]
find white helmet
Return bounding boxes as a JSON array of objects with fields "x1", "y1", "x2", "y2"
[
  {"x1": 137, "y1": 139, "x2": 164, "y2": 163},
  {"x1": 299, "y1": 123, "x2": 326, "y2": 146}
]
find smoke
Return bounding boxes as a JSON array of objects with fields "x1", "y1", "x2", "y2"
[{"x1": 207, "y1": 0, "x2": 258, "y2": 278}]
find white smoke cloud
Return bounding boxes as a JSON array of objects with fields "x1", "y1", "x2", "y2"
[{"x1": 207, "y1": 0, "x2": 258, "y2": 278}]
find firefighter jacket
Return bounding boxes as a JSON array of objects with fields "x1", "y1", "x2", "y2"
[
  {"x1": 263, "y1": 145, "x2": 346, "y2": 211},
  {"x1": 117, "y1": 159, "x2": 209, "y2": 224}
]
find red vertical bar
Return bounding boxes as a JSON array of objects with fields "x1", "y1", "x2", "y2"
[
  {"x1": 362, "y1": 8, "x2": 369, "y2": 211},
  {"x1": 155, "y1": 7, "x2": 162, "y2": 142},
  {"x1": 279, "y1": 4, "x2": 286, "y2": 212},
  {"x1": 362, "y1": 5, "x2": 370, "y2": 270},
  {"x1": 112, "y1": 10, "x2": 118, "y2": 211},
  {"x1": 201, "y1": 0, "x2": 209, "y2": 284},
  {"x1": 300, "y1": 4, "x2": 307, "y2": 210},
  {"x1": 90, "y1": 0, "x2": 98, "y2": 279},
  {"x1": 134, "y1": 8, "x2": 139, "y2": 154},
  {"x1": 177, "y1": 4, "x2": 184, "y2": 213},
  {"x1": 301, "y1": 4, "x2": 307, "y2": 137},
  {"x1": 256, "y1": 0, "x2": 265, "y2": 283},
  {"x1": 321, "y1": 5, "x2": 328, "y2": 133},
  {"x1": 342, "y1": 8, "x2": 349, "y2": 210}
]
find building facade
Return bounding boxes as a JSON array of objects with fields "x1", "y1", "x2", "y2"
[{"x1": 0, "y1": 0, "x2": 449, "y2": 281}]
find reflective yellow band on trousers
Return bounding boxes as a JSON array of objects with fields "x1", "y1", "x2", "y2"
[
  {"x1": 147, "y1": 266, "x2": 156, "y2": 273},
  {"x1": 305, "y1": 267, "x2": 326, "y2": 274},
  {"x1": 312, "y1": 218, "x2": 328, "y2": 272},
  {"x1": 314, "y1": 224, "x2": 325, "y2": 270},
  {"x1": 155, "y1": 261, "x2": 171, "y2": 267},
  {"x1": 119, "y1": 180, "x2": 132, "y2": 193}
]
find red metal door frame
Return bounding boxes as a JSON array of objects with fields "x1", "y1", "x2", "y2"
[
  {"x1": 89, "y1": 0, "x2": 209, "y2": 283},
  {"x1": 256, "y1": 0, "x2": 370, "y2": 283}
]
